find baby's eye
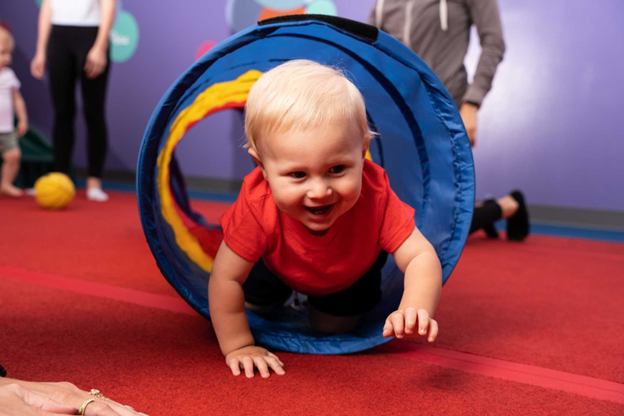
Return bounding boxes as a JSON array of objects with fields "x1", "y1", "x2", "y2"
[
  {"x1": 329, "y1": 165, "x2": 346, "y2": 174},
  {"x1": 289, "y1": 171, "x2": 306, "y2": 179}
]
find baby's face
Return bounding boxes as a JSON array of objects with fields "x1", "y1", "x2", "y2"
[
  {"x1": 0, "y1": 41, "x2": 12, "y2": 69},
  {"x1": 253, "y1": 119, "x2": 369, "y2": 235}
]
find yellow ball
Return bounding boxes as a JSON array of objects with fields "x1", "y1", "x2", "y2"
[{"x1": 34, "y1": 172, "x2": 76, "y2": 210}]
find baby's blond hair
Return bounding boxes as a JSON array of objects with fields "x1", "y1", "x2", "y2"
[
  {"x1": 244, "y1": 60, "x2": 374, "y2": 151},
  {"x1": 0, "y1": 27, "x2": 15, "y2": 50}
]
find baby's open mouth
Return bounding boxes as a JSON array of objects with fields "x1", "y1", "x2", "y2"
[{"x1": 305, "y1": 204, "x2": 333, "y2": 216}]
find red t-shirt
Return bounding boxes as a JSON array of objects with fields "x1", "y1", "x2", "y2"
[{"x1": 220, "y1": 159, "x2": 415, "y2": 296}]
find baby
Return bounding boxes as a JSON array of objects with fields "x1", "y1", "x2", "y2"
[
  {"x1": 0, "y1": 27, "x2": 28, "y2": 197},
  {"x1": 209, "y1": 60, "x2": 442, "y2": 378}
]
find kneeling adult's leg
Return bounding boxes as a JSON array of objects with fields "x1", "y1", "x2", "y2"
[{"x1": 470, "y1": 200, "x2": 502, "y2": 237}]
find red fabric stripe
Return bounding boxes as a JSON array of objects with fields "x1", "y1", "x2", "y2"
[
  {"x1": 378, "y1": 342, "x2": 624, "y2": 405},
  {"x1": 0, "y1": 265, "x2": 196, "y2": 316},
  {"x1": 2, "y1": 264, "x2": 623, "y2": 405}
]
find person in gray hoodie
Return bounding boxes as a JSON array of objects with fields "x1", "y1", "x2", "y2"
[{"x1": 370, "y1": 0, "x2": 528, "y2": 241}]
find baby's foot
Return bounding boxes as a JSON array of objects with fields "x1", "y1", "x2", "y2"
[
  {"x1": 0, "y1": 184, "x2": 24, "y2": 197},
  {"x1": 86, "y1": 187, "x2": 109, "y2": 202}
]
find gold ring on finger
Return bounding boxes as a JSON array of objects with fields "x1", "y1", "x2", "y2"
[
  {"x1": 88, "y1": 389, "x2": 106, "y2": 399},
  {"x1": 78, "y1": 398, "x2": 95, "y2": 415}
]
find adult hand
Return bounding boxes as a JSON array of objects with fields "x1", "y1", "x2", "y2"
[
  {"x1": 383, "y1": 307, "x2": 439, "y2": 342},
  {"x1": 0, "y1": 383, "x2": 77, "y2": 415},
  {"x1": 459, "y1": 102, "x2": 478, "y2": 147},
  {"x1": 1, "y1": 379, "x2": 147, "y2": 416},
  {"x1": 225, "y1": 345, "x2": 285, "y2": 378},
  {"x1": 30, "y1": 52, "x2": 46, "y2": 80},
  {"x1": 84, "y1": 46, "x2": 108, "y2": 79}
]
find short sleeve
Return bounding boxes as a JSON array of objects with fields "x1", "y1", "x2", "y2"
[
  {"x1": 219, "y1": 183, "x2": 267, "y2": 263},
  {"x1": 378, "y1": 173, "x2": 416, "y2": 253},
  {"x1": 7, "y1": 69, "x2": 20, "y2": 90}
]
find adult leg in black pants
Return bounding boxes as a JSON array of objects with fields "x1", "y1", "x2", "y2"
[
  {"x1": 80, "y1": 40, "x2": 109, "y2": 199},
  {"x1": 47, "y1": 26, "x2": 110, "y2": 201},
  {"x1": 470, "y1": 192, "x2": 530, "y2": 241},
  {"x1": 47, "y1": 26, "x2": 76, "y2": 177}
]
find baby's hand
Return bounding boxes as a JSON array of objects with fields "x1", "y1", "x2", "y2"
[
  {"x1": 17, "y1": 120, "x2": 28, "y2": 137},
  {"x1": 383, "y1": 307, "x2": 438, "y2": 342},
  {"x1": 225, "y1": 346, "x2": 285, "y2": 378}
]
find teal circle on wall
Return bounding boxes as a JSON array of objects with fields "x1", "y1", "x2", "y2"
[
  {"x1": 110, "y1": 11, "x2": 139, "y2": 63},
  {"x1": 306, "y1": 0, "x2": 337, "y2": 16},
  {"x1": 35, "y1": 0, "x2": 42, "y2": 7}
]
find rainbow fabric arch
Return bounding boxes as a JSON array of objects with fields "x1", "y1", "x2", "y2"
[{"x1": 137, "y1": 15, "x2": 474, "y2": 354}]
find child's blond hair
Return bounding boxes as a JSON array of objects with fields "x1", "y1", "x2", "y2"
[
  {"x1": 0, "y1": 27, "x2": 15, "y2": 50},
  {"x1": 244, "y1": 60, "x2": 374, "y2": 151}
]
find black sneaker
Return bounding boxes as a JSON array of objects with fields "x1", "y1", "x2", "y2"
[{"x1": 507, "y1": 191, "x2": 530, "y2": 241}]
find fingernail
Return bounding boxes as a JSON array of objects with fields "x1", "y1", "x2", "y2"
[{"x1": 420, "y1": 329, "x2": 426, "y2": 334}]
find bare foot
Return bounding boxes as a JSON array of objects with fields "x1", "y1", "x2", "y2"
[
  {"x1": 497, "y1": 195, "x2": 519, "y2": 219},
  {"x1": 0, "y1": 184, "x2": 24, "y2": 197}
]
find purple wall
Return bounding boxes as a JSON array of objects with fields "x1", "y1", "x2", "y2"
[
  {"x1": 468, "y1": 0, "x2": 624, "y2": 212},
  {"x1": 1, "y1": 0, "x2": 622, "y2": 212}
]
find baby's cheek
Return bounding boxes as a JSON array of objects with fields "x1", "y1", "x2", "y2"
[
  {"x1": 337, "y1": 178, "x2": 361, "y2": 201},
  {"x1": 274, "y1": 186, "x2": 303, "y2": 209}
]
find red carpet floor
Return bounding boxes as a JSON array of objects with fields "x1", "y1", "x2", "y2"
[{"x1": 1, "y1": 191, "x2": 623, "y2": 415}]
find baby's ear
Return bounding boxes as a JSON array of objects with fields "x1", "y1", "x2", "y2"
[
  {"x1": 248, "y1": 147, "x2": 267, "y2": 178},
  {"x1": 362, "y1": 135, "x2": 372, "y2": 159}
]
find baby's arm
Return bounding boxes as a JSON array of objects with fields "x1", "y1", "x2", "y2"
[
  {"x1": 208, "y1": 241, "x2": 285, "y2": 378},
  {"x1": 12, "y1": 89, "x2": 28, "y2": 137},
  {"x1": 384, "y1": 227, "x2": 442, "y2": 342}
]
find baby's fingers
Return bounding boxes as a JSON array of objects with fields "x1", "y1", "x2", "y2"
[
  {"x1": 241, "y1": 356, "x2": 256, "y2": 378},
  {"x1": 265, "y1": 356, "x2": 286, "y2": 376},
  {"x1": 390, "y1": 312, "x2": 405, "y2": 338},
  {"x1": 417, "y1": 309, "x2": 430, "y2": 336},
  {"x1": 383, "y1": 319, "x2": 394, "y2": 337},
  {"x1": 252, "y1": 356, "x2": 271, "y2": 379},
  {"x1": 383, "y1": 318, "x2": 393, "y2": 338},
  {"x1": 228, "y1": 358, "x2": 242, "y2": 376},
  {"x1": 427, "y1": 319, "x2": 439, "y2": 343},
  {"x1": 267, "y1": 352, "x2": 284, "y2": 367},
  {"x1": 404, "y1": 307, "x2": 417, "y2": 335}
]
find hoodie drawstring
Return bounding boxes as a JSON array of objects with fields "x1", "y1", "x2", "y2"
[{"x1": 440, "y1": 0, "x2": 448, "y2": 31}]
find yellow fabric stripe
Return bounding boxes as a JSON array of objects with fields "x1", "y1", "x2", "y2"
[{"x1": 157, "y1": 70, "x2": 263, "y2": 272}]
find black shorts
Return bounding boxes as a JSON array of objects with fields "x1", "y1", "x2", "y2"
[{"x1": 242, "y1": 251, "x2": 388, "y2": 317}]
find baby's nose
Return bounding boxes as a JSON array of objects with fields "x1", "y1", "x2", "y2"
[{"x1": 306, "y1": 179, "x2": 332, "y2": 199}]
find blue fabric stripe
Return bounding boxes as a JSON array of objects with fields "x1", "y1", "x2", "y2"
[{"x1": 491, "y1": 220, "x2": 624, "y2": 243}]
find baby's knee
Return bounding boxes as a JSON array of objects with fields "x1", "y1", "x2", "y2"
[
  {"x1": 308, "y1": 304, "x2": 360, "y2": 334},
  {"x1": 2, "y1": 148, "x2": 21, "y2": 162}
]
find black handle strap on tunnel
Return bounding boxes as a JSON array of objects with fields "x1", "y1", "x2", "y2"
[{"x1": 258, "y1": 14, "x2": 379, "y2": 42}]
